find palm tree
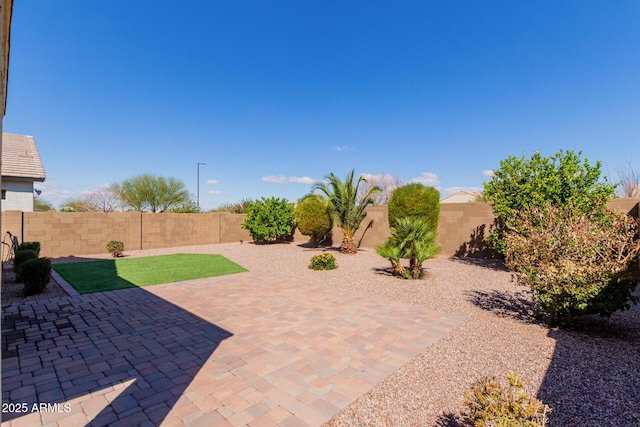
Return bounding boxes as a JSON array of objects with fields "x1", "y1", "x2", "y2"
[
  {"x1": 313, "y1": 170, "x2": 380, "y2": 254},
  {"x1": 376, "y1": 241, "x2": 407, "y2": 277}
]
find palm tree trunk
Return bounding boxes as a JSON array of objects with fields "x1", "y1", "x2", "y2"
[
  {"x1": 393, "y1": 261, "x2": 407, "y2": 277},
  {"x1": 341, "y1": 231, "x2": 358, "y2": 254}
]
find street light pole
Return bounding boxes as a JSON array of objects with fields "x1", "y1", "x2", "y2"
[{"x1": 197, "y1": 162, "x2": 206, "y2": 210}]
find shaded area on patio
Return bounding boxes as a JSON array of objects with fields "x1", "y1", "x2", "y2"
[{"x1": 2, "y1": 285, "x2": 232, "y2": 426}]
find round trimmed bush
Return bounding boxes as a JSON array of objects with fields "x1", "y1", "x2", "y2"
[
  {"x1": 388, "y1": 183, "x2": 440, "y2": 232},
  {"x1": 14, "y1": 249, "x2": 39, "y2": 282},
  {"x1": 17, "y1": 241, "x2": 41, "y2": 256},
  {"x1": 21, "y1": 257, "x2": 52, "y2": 296},
  {"x1": 295, "y1": 195, "x2": 333, "y2": 246}
]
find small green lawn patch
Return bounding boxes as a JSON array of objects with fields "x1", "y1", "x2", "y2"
[{"x1": 53, "y1": 254, "x2": 248, "y2": 294}]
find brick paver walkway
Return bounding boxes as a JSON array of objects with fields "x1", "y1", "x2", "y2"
[{"x1": 2, "y1": 270, "x2": 462, "y2": 426}]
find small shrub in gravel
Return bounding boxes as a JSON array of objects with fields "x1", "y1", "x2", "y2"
[
  {"x1": 13, "y1": 249, "x2": 39, "y2": 282},
  {"x1": 106, "y1": 240, "x2": 124, "y2": 257},
  {"x1": 464, "y1": 372, "x2": 551, "y2": 427},
  {"x1": 309, "y1": 252, "x2": 337, "y2": 270},
  {"x1": 21, "y1": 257, "x2": 52, "y2": 296}
]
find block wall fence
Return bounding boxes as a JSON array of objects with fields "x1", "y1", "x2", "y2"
[{"x1": 2, "y1": 199, "x2": 639, "y2": 259}]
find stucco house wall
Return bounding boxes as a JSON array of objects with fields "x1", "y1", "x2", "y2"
[{"x1": 2, "y1": 179, "x2": 34, "y2": 211}]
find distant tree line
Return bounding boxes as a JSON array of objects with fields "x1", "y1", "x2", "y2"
[{"x1": 61, "y1": 174, "x2": 198, "y2": 213}]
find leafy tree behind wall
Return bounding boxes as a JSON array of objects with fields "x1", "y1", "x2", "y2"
[
  {"x1": 111, "y1": 174, "x2": 191, "y2": 213},
  {"x1": 34, "y1": 196, "x2": 53, "y2": 211},
  {"x1": 358, "y1": 173, "x2": 403, "y2": 206},
  {"x1": 210, "y1": 198, "x2": 253, "y2": 213},
  {"x1": 62, "y1": 187, "x2": 121, "y2": 212},
  {"x1": 168, "y1": 198, "x2": 201, "y2": 213}
]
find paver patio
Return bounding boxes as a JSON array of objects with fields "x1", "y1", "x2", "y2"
[{"x1": 2, "y1": 267, "x2": 462, "y2": 426}]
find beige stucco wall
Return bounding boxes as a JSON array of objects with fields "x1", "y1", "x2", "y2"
[
  {"x1": 2, "y1": 199, "x2": 638, "y2": 259},
  {"x1": 437, "y1": 202, "x2": 496, "y2": 256}
]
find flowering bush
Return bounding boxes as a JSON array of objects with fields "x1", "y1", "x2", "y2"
[{"x1": 309, "y1": 252, "x2": 337, "y2": 270}]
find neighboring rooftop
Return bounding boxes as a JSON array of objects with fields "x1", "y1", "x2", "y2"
[
  {"x1": 1, "y1": 132, "x2": 45, "y2": 181},
  {"x1": 440, "y1": 190, "x2": 483, "y2": 203}
]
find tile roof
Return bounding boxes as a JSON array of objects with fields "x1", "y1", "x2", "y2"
[
  {"x1": 1, "y1": 133, "x2": 46, "y2": 181},
  {"x1": 440, "y1": 190, "x2": 483, "y2": 202}
]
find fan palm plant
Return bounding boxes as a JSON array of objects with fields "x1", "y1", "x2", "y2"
[
  {"x1": 375, "y1": 241, "x2": 408, "y2": 278},
  {"x1": 313, "y1": 170, "x2": 380, "y2": 254},
  {"x1": 377, "y1": 216, "x2": 440, "y2": 279}
]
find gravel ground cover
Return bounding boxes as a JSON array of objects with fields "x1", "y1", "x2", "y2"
[
  {"x1": 7, "y1": 242, "x2": 639, "y2": 426},
  {"x1": 1, "y1": 263, "x2": 68, "y2": 305}
]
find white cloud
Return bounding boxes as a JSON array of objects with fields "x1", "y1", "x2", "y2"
[
  {"x1": 334, "y1": 146, "x2": 353, "y2": 152},
  {"x1": 481, "y1": 170, "x2": 494, "y2": 178},
  {"x1": 262, "y1": 175, "x2": 287, "y2": 183},
  {"x1": 288, "y1": 176, "x2": 321, "y2": 185},
  {"x1": 206, "y1": 179, "x2": 219, "y2": 185},
  {"x1": 33, "y1": 182, "x2": 83, "y2": 208},
  {"x1": 208, "y1": 190, "x2": 222, "y2": 195},
  {"x1": 409, "y1": 172, "x2": 441, "y2": 188}
]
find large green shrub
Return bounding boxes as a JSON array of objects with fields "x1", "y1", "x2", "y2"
[
  {"x1": 505, "y1": 202, "x2": 640, "y2": 327},
  {"x1": 464, "y1": 372, "x2": 551, "y2": 427},
  {"x1": 13, "y1": 249, "x2": 39, "y2": 282},
  {"x1": 388, "y1": 183, "x2": 440, "y2": 232},
  {"x1": 21, "y1": 257, "x2": 52, "y2": 296},
  {"x1": 483, "y1": 150, "x2": 615, "y2": 254},
  {"x1": 376, "y1": 216, "x2": 439, "y2": 279},
  {"x1": 295, "y1": 194, "x2": 333, "y2": 246},
  {"x1": 17, "y1": 241, "x2": 41, "y2": 256},
  {"x1": 241, "y1": 197, "x2": 296, "y2": 243}
]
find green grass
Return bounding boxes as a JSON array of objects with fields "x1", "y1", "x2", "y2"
[{"x1": 53, "y1": 254, "x2": 248, "y2": 294}]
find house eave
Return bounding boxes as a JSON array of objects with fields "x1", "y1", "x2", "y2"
[{"x1": 2, "y1": 175, "x2": 45, "y2": 182}]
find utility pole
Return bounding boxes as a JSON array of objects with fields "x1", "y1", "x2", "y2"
[{"x1": 197, "y1": 162, "x2": 206, "y2": 210}]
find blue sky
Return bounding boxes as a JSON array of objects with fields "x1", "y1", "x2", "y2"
[{"x1": 4, "y1": 1, "x2": 639, "y2": 210}]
